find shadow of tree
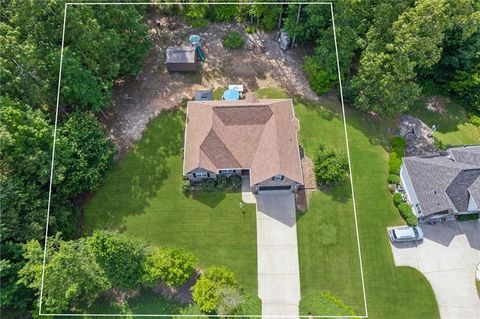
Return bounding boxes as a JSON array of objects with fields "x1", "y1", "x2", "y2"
[{"x1": 85, "y1": 109, "x2": 185, "y2": 232}]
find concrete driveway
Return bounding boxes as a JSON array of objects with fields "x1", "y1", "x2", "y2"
[
  {"x1": 390, "y1": 221, "x2": 480, "y2": 319},
  {"x1": 255, "y1": 190, "x2": 300, "y2": 318}
]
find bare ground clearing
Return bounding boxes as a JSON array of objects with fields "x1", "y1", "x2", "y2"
[{"x1": 101, "y1": 14, "x2": 335, "y2": 155}]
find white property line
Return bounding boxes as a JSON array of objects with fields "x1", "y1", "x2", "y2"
[
  {"x1": 40, "y1": 2, "x2": 368, "y2": 318},
  {"x1": 330, "y1": 2, "x2": 368, "y2": 317}
]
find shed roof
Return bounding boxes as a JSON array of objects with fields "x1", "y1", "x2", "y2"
[
  {"x1": 183, "y1": 99, "x2": 303, "y2": 186},
  {"x1": 166, "y1": 46, "x2": 196, "y2": 64}
]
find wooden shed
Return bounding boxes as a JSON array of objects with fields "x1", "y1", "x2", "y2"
[{"x1": 165, "y1": 46, "x2": 197, "y2": 72}]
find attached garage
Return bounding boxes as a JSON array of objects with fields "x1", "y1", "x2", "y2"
[{"x1": 258, "y1": 185, "x2": 292, "y2": 191}]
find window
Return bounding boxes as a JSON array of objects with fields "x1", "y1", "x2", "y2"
[
  {"x1": 196, "y1": 172, "x2": 209, "y2": 178},
  {"x1": 273, "y1": 174, "x2": 284, "y2": 181},
  {"x1": 220, "y1": 169, "x2": 235, "y2": 174}
]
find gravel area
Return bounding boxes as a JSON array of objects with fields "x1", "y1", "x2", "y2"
[{"x1": 398, "y1": 114, "x2": 438, "y2": 156}]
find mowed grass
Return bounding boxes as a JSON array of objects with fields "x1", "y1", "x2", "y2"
[
  {"x1": 410, "y1": 96, "x2": 480, "y2": 145},
  {"x1": 260, "y1": 87, "x2": 438, "y2": 318},
  {"x1": 84, "y1": 109, "x2": 259, "y2": 314}
]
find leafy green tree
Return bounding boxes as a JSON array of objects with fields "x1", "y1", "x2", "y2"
[
  {"x1": 18, "y1": 235, "x2": 110, "y2": 313},
  {"x1": 0, "y1": 242, "x2": 34, "y2": 313},
  {"x1": 55, "y1": 111, "x2": 114, "y2": 197},
  {"x1": 88, "y1": 231, "x2": 147, "y2": 289},
  {"x1": 313, "y1": 144, "x2": 349, "y2": 185},
  {"x1": 192, "y1": 266, "x2": 239, "y2": 313},
  {"x1": 143, "y1": 247, "x2": 196, "y2": 287}
]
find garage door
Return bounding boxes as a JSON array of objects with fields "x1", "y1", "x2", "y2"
[{"x1": 258, "y1": 186, "x2": 292, "y2": 191}]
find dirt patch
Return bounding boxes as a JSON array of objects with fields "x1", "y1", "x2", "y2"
[
  {"x1": 102, "y1": 14, "x2": 336, "y2": 155},
  {"x1": 104, "y1": 288, "x2": 140, "y2": 306},
  {"x1": 151, "y1": 269, "x2": 201, "y2": 304},
  {"x1": 425, "y1": 96, "x2": 449, "y2": 114}
]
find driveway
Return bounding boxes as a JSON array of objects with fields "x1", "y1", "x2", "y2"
[
  {"x1": 255, "y1": 190, "x2": 300, "y2": 318},
  {"x1": 390, "y1": 221, "x2": 480, "y2": 319}
]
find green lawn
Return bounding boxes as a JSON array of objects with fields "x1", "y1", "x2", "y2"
[
  {"x1": 259, "y1": 87, "x2": 439, "y2": 318},
  {"x1": 410, "y1": 96, "x2": 480, "y2": 145},
  {"x1": 84, "y1": 109, "x2": 259, "y2": 314}
]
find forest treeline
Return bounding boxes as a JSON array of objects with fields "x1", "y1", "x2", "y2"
[{"x1": 1, "y1": 0, "x2": 478, "y2": 317}]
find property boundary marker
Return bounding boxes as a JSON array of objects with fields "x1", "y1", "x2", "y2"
[{"x1": 40, "y1": 2, "x2": 368, "y2": 318}]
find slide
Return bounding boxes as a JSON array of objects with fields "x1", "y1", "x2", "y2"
[{"x1": 196, "y1": 46, "x2": 205, "y2": 62}]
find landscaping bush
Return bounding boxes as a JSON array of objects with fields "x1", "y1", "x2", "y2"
[
  {"x1": 388, "y1": 137, "x2": 405, "y2": 175},
  {"x1": 392, "y1": 192, "x2": 404, "y2": 207},
  {"x1": 216, "y1": 286, "x2": 244, "y2": 315},
  {"x1": 387, "y1": 174, "x2": 401, "y2": 185},
  {"x1": 456, "y1": 213, "x2": 479, "y2": 221},
  {"x1": 469, "y1": 114, "x2": 480, "y2": 127},
  {"x1": 143, "y1": 247, "x2": 196, "y2": 288},
  {"x1": 200, "y1": 179, "x2": 216, "y2": 192},
  {"x1": 300, "y1": 291, "x2": 359, "y2": 317},
  {"x1": 313, "y1": 144, "x2": 348, "y2": 185},
  {"x1": 182, "y1": 179, "x2": 192, "y2": 194},
  {"x1": 222, "y1": 31, "x2": 245, "y2": 49},
  {"x1": 216, "y1": 175, "x2": 228, "y2": 190},
  {"x1": 229, "y1": 175, "x2": 242, "y2": 190},
  {"x1": 245, "y1": 25, "x2": 256, "y2": 34},
  {"x1": 398, "y1": 203, "x2": 418, "y2": 226},
  {"x1": 192, "y1": 266, "x2": 239, "y2": 313},
  {"x1": 303, "y1": 56, "x2": 337, "y2": 95}
]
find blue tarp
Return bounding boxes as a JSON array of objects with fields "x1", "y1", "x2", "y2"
[{"x1": 223, "y1": 89, "x2": 240, "y2": 101}]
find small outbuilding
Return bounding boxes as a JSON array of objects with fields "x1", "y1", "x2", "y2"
[{"x1": 165, "y1": 46, "x2": 197, "y2": 72}]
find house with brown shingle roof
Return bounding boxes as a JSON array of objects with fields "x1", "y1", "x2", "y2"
[{"x1": 183, "y1": 97, "x2": 304, "y2": 193}]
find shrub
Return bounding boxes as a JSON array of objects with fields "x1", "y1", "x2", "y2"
[
  {"x1": 230, "y1": 175, "x2": 242, "y2": 190},
  {"x1": 217, "y1": 175, "x2": 228, "y2": 190},
  {"x1": 469, "y1": 114, "x2": 480, "y2": 127},
  {"x1": 388, "y1": 137, "x2": 405, "y2": 175},
  {"x1": 245, "y1": 26, "x2": 256, "y2": 34},
  {"x1": 222, "y1": 31, "x2": 245, "y2": 49},
  {"x1": 387, "y1": 174, "x2": 400, "y2": 185},
  {"x1": 192, "y1": 266, "x2": 238, "y2": 313},
  {"x1": 398, "y1": 203, "x2": 418, "y2": 226},
  {"x1": 143, "y1": 247, "x2": 196, "y2": 288},
  {"x1": 313, "y1": 144, "x2": 348, "y2": 185},
  {"x1": 303, "y1": 56, "x2": 337, "y2": 95},
  {"x1": 200, "y1": 179, "x2": 216, "y2": 192},
  {"x1": 182, "y1": 179, "x2": 192, "y2": 194},
  {"x1": 392, "y1": 192, "x2": 403, "y2": 207},
  {"x1": 216, "y1": 286, "x2": 244, "y2": 315},
  {"x1": 300, "y1": 291, "x2": 359, "y2": 316}
]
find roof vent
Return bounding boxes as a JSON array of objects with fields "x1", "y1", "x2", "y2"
[{"x1": 245, "y1": 92, "x2": 259, "y2": 103}]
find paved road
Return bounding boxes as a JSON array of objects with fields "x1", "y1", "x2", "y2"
[
  {"x1": 390, "y1": 221, "x2": 480, "y2": 319},
  {"x1": 255, "y1": 190, "x2": 300, "y2": 319}
]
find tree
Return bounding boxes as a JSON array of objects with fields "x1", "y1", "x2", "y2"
[
  {"x1": 18, "y1": 235, "x2": 110, "y2": 313},
  {"x1": 191, "y1": 266, "x2": 239, "y2": 313},
  {"x1": 351, "y1": 51, "x2": 421, "y2": 115},
  {"x1": 55, "y1": 111, "x2": 114, "y2": 197},
  {"x1": 143, "y1": 247, "x2": 196, "y2": 287},
  {"x1": 313, "y1": 145, "x2": 349, "y2": 185},
  {"x1": 88, "y1": 231, "x2": 147, "y2": 289}
]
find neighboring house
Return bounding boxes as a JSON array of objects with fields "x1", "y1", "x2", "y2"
[
  {"x1": 165, "y1": 46, "x2": 197, "y2": 72},
  {"x1": 400, "y1": 145, "x2": 480, "y2": 222},
  {"x1": 183, "y1": 96, "x2": 304, "y2": 192}
]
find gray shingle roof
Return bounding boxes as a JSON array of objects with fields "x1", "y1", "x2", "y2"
[
  {"x1": 450, "y1": 146, "x2": 480, "y2": 165},
  {"x1": 403, "y1": 145, "x2": 480, "y2": 216}
]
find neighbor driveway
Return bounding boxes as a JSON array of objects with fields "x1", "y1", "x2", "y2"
[
  {"x1": 391, "y1": 221, "x2": 480, "y2": 319},
  {"x1": 255, "y1": 190, "x2": 300, "y2": 318}
]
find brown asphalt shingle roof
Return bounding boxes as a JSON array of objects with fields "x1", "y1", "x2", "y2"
[{"x1": 183, "y1": 99, "x2": 303, "y2": 185}]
